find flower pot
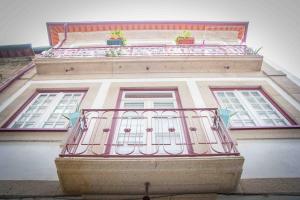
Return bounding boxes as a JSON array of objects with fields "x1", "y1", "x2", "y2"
[
  {"x1": 107, "y1": 39, "x2": 124, "y2": 46},
  {"x1": 176, "y1": 37, "x2": 195, "y2": 45}
]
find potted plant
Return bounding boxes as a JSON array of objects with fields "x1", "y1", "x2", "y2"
[
  {"x1": 106, "y1": 30, "x2": 127, "y2": 46},
  {"x1": 175, "y1": 30, "x2": 195, "y2": 45}
]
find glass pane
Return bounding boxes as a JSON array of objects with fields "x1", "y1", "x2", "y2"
[
  {"x1": 43, "y1": 123, "x2": 54, "y2": 128},
  {"x1": 46, "y1": 114, "x2": 59, "y2": 122},
  {"x1": 256, "y1": 97, "x2": 266, "y2": 103},
  {"x1": 230, "y1": 120, "x2": 243, "y2": 127},
  {"x1": 54, "y1": 106, "x2": 64, "y2": 113},
  {"x1": 12, "y1": 122, "x2": 23, "y2": 128},
  {"x1": 251, "y1": 91, "x2": 260, "y2": 96},
  {"x1": 251, "y1": 104, "x2": 262, "y2": 110},
  {"x1": 244, "y1": 120, "x2": 256, "y2": 126},
  {"x1": 239, "y1": 111, "x2": 250, "y2": 120},
  {"x1": 230, "y1": 98, "x2": 239, "y2": 103},
  {"x1": 275, "y1": 119, "x2": 287, "y2": 126},
  {"x1": 262, "y1": 104, "x2": 272, "y2": 111},
  {"x1": 24, "y1": 122, "x2": 35, "y2": 128},
  {"x1": 54, "y1": 122, "x2": 66, "y2": 128},
  {"x1": 262, "y1": 119, "x2": 275, "y2": 126},
  {"x1": 226, "y1": 92, "x2": 235, "y2": 97},
  {"x1": 217, "y1": 92, "x2": 225, "y2": 97},
  {"x1": 241, "y1": 91, "x2": 250, "y2": 96},
  {"x1": 153, "y1": 102, "x2": 175, "y2": 109},
  {"x1": 36, "y1": 106, "x2": 47, "y2": 113},
  {"x1": 257, "y1": 111, "x2": 268, "y2": 119},
  {"x1": 29, "y1": 114, "x2": 41, "y2": 122},
  {"x1": 267, "y1": 111, "x2": 280, "y2": 119},
  {"x1": 124, "y1": 102, "x2": 144, "y2": 109},
  {"x1": 245, "y1": 97, "x2": 256, "y2": 104}
]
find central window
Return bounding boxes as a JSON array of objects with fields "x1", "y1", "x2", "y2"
[{"x1": 109, "y1": 88, "x2": 190, "y2": 155}]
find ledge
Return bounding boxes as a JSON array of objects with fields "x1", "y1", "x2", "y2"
[{"x1": 35, "y1": 55, "x2": 263, "y2": 75}]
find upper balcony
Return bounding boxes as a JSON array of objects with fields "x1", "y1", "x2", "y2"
[
  {"x1": 56, "y1": 108, "x2": 244, "y2": 195},
  {"x1": 35, "y1": 21, "x2": 263, "y2": 75}
]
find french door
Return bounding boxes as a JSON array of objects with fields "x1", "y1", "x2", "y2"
[{"x1": 109, "y1": 89, "x2": 190, "y2": 156}]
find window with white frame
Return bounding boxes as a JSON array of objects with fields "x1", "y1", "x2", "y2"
[
  {"x1": 213, "y1": 89, "x2": 292, "y2": 127},
  {"x1": 8, "y1": 92, "x2": 84, "y2": 129}
]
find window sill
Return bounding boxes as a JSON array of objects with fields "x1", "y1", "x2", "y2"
[
  {"x1": 0, "y1": 128, "x2": 68, "y2": 132},
  {"x1": 230, "y1": 126, "x2": 300, "y2": 130}
]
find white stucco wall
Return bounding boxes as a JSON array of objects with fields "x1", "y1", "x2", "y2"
[
  {"x1": 0, "y1": 139, "x2": 299, "y2": 180},
  {"x1": 0, "y1": 142, "x2": 60, "y2": 180},
  {"x1": 238, "y1": 139, "x2": 300, "y2": 179}
]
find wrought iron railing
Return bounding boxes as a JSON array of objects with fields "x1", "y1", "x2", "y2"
[
  {"x1": 60, "y1": 108, "x2": 239, "y2": 157},
  {"x1": 40, "y1": 44, "x2": 258, "y2": 58}
]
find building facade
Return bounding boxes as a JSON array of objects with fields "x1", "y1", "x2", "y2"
[{"x1": 0, "y1": 21, "x2": 300, "y2": 199}]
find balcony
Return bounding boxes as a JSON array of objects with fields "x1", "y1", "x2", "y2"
[
  {"x1": 40, "y1": 44, "x2": 258, "y2": 58},
  {"x1": 56, "y1": 108, "x2": 244, "y2": 195},
  {"x1": 35, "y1": 44, "x2": 263, "y2": 75}
]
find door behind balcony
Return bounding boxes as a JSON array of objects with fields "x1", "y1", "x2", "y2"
[{"x1": 109, "y1": 90, "x2": 190, "y2": 156}]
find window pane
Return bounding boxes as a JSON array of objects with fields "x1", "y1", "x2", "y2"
[
  {"x1": 153, "y1": 102, "x2": 175, "y2": 109},
  {"x1": 10, "y1": 92, "x2": 84, "y2": 129},
  {"x1": 124, "y1": 102, "x2": 144, "y2": 109}
]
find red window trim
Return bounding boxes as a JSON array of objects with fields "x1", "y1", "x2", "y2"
[
  {"x1": 0, "y1": 88, "x2": 88, "y2": 131},
  {"x1": 210, "y1": 86, "x2": 299, "y2": 130},
  {"x1": 104, "y1": 87, "x2": 194, "y2": 155}
]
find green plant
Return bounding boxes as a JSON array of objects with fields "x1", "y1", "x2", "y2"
[
  {"x1": 254, "y1": 46, "x2": 263, "y2": 55},
  {"x1": 105, "y1": 49, "x2": 122, "y2": 57},
  {"x1": 109, "y1": 30, "x2": 127, "y2": 45},
  {"x1": 110, "y1": 30, "x2": 124, "y2": 39},
  {"x1": 175, "y1": 30, "x2": 193, "y2": 43}
]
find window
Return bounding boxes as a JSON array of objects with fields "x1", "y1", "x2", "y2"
[
  {"x1": 7, "y1": 91, "x2": 85, "y2": 129},
  {"x1": 212, "y1": 88, "x2": 294, "y2": 128}
]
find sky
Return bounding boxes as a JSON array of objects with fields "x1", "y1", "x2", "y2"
[{"x1": 0, "y1": 0, "x2": 300, "y2": 79}]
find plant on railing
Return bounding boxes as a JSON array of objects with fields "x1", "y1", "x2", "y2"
[
  {"x1": 175, "y1": 30, "x2": 195, "y2": 45},
  {"x1": 107, "y1": 30, "x2": 127, "y2": 46},
  {"x1": 254, "y1": 46, "x2": 263, "y2": 55},
  {"x1": 41, "y1": 49, "x2": 55, "y2": 57},
  {"x1": 105, "y1": 48, "x2": 122, "y2": 57}
]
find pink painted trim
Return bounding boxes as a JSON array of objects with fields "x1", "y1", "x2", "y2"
[
  {"x1": 0, "y1": 62, "x2": 35, "y2": 93},
  {"x1": 210, "y1": 86, "x2": 298, "y2": 127},
  {"x1": 1, "y1": 88, "x2": 89, "y2": 129},
  {"x1": 104, "y1": 87, "x2": 194, "y2": 155},
  {"x1": 36, "y1": 87, "x2": 89, "y2": 93}
]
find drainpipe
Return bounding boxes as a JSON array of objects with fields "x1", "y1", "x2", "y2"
[{"x1": 143, "y1": 182, "x2": 150, "y2": 200}]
